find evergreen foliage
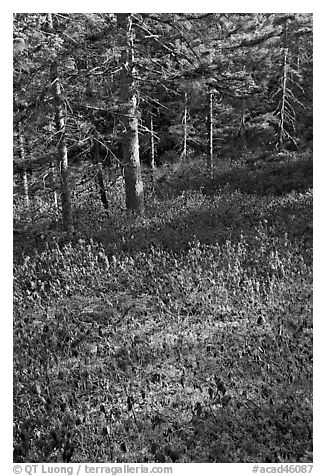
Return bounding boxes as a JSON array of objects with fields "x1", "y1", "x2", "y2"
[{"x1": 13, "y1": 13, "x2": 313, "y2": 464}]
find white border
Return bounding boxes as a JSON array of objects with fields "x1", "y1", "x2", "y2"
[{"x1": 3, "y1": 4, "x2": 324, "y2": 474}]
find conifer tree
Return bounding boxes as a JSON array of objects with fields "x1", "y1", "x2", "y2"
[{"x1": 117, "y1": 13, "x2": 144, "y2": 215}]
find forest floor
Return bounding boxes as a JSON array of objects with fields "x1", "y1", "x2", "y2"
[{"x1": 13, "y1": 150, "x2": 313, "y2": 463}]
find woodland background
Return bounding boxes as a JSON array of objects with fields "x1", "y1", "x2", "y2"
[{"x1": 13, "y1": 13, "x2": 313, "y2": 464}]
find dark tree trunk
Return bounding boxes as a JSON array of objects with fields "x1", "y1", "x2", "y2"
[
  {"x1": 97, "y1": 168, "x2": 109, "y2": 210},
  {"x1": 94, "y1": 138, "x2": 109, "y2": 210},
  {"x1": 117, "y1": 13, "x2": 144, "y2": 216}
]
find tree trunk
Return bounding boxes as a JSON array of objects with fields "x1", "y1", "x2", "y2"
[
  {"x1": 278, "y1": 21, "x2": 288, "y2": 150},
  {"x1": 182, "y1": 92, "x2": 188, "y2": 157},
  {"x1": 49, "y1": 117, "x2": 58, "y2": 210},
  {"x1": 149, "y1": 113, "x2": 156, "y2": 184},
  {"x1": 22, "y1": 171, "x2": 29, "y2": 206},
  {"x1": 48, "y1": 13, "x2": 72, "y2": 231},
  {"x1": 295, "y1": 36, "x2": 301, "y2": 74},
  {"x1": 206, "y1": 91, "x2": 213, "y2": 173},
  {"x1": 50, "y1": 160, "x2": 58, "y2": 210},
  {"x1": 51, "y1": 62, "x2": 73, "y2": 232},
  {"x1": 18, "y1": 122, "x2": 29, "y2": 207},
  {"x1": 278, "y1": 48, "x2": 288, "y2": 149},
  {"x1": 97, "y1": 167, "x2": 109, "y2": 210},
  {"x1": 117, "y1": 13, "x2": 144, "y2": 216}
]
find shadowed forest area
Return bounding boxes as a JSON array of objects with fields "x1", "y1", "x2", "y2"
[{"x1": 13, "y1": 13, "x2": 312, "y2": 464}]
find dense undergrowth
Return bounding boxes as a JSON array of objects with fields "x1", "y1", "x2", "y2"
[{"x1": 13, "y1": 151, "x2": 313, "y2": 463}]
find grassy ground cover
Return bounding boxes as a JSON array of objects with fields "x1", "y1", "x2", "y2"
[{"x1": 13, "y1": 152, "x2": 313, "y2": 463}]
